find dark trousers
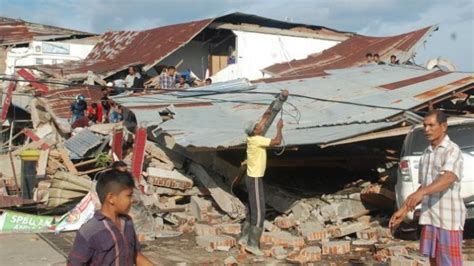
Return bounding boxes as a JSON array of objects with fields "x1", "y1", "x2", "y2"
[{"x1": 245, "y1": 175, "x2": 265, "y2": 227}]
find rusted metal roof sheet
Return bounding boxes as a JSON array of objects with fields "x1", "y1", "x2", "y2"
[
  {"x1": 263, "y1": 25, "x2": 438, "y2": 78},
  {"x1": 29, "y1": 18, "x2": 214, "y2": 79},
  {"x1": 0, "y1": 18, "x2": 94, "y2": 46},
  {"x1": 114, "y1": 65, "x2": 474, "y2": 149},
  {"x1": 27, "y1": 12, "x2": 352, "y2": 80}
]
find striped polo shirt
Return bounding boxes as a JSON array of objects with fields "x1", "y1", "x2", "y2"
[{"x1": 418, "y1": 135, "x2": 466, "y2": 231}]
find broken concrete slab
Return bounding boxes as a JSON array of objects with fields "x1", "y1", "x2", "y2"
[
  {"x1": 147, "y1": 167, "x2": 193, "y2": 190},
  {"x1": 319, "y1": 198, "x2": 370, "y2": 222},
  {"x1": 291, "y1": 201, "x2": 312, "y2": 222},
  {"x1": 321, "y1": 240, "x2": 351, "y2": 255},
  {"x1": 274, "y1": 216, "x2": 297, "y2": 229},
  {"x1": 299, "y1": 223, "x2": 328, "y2": 241},
  {"x1": 261, "y1": 231, "x2": 305, "y2": 249},
  {"x1": 195, "y1": 223, "x2": 219, "y2": 236},
  {"x1": 361, "y1": 184, "x2": 396, "y2": 210},
  {"x1": 190, "y1": 196, "x2": 212, "y2": 222},
  {"x1": 271, "y1": 246, "x2": 288, "y2": 260},
  {"x1": 189, "y1": 163, "x2": 245, "y2": 220},
  {"x1": 329, "y1": 222, "x2": 370, "y2": 238},
  {"x1": 357, "y1": 228, "x2": 379, "y2": 240},
  {"x1": 224, "y1": 255, "x2": 238, "y2": 266},
  {"x1": 299, "y1": 246, "x2": 322, "y2": 262},
  {"x1": 217, "y1": 223, "x2": 241, "y2": 235},
  {"x1": 264, "y1": 220, "x2": 282, "y2": 233},
  {"x1": 145, "y1": 141, "x2": 175, "y2": 167}
]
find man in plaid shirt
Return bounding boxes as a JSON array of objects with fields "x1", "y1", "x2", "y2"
[
  {"x1": 390, "y1": 110, "x2": 465, "y2": 265},
  {"x1": 159, "y1": 66, "x2": 176, "y2": 90}
]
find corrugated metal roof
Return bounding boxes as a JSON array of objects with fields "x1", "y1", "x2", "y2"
[
  {"x1": 64, "y1": 129, "x2": 104, "y2": 157},
  {"x1": 114, "y1": 65, "x2": 474, "y2": 149},
  {"x1": 29, "y1": 18, "x2": 213, "y2": 79},
  {"x1": 27, "y1": 12, "x2": 352, "y2": 80},
  {"x1": 0, "y1": 17, "x2": 94, "y2": 46},
  {"x1": 262, "y1": 25, "x2": 437, "y2": 78}
]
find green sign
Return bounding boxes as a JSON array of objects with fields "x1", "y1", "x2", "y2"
[{"x1": 0, "y1": 211, "x2": 54, "y2": 233}]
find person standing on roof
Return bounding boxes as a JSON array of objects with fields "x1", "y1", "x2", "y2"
[
  {"x1": 159, "y1": 66, "x2": 176, "y2": 90},
  {"x1": 70, "y1": 94, "x2": 87, "y2": 124},
  {"x1": 239, "y1": 116, "x2": 284, "y2": 256},
  {"x1": 390, "y1": 110, "x2": 465, "y2": 266}
]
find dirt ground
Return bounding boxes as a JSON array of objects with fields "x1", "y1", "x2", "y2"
[{"x1": 41, "y1": 230, "x2": 474, "y2": 265}]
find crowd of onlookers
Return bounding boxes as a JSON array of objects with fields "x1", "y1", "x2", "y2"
[{"x1": 106, "y1": 66, "x2": 213, "y2": 93}]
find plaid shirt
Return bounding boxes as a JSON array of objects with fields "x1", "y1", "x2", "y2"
[
  {"x1": 68, "y1": 211, "x2": 140, "y2": 266},
  {"x1": 159, "y1": 72, "x2": 175, "y2": 90},
  {"x1": 418, "y1": 135, "x2": 466, "y2": 230}
]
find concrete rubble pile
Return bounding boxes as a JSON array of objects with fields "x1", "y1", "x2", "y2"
[{"x1": 0, "y1": 120, "x2": 424, "y2": 264}]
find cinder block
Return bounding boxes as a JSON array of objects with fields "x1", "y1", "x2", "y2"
[
  {"x1": 271, "y1": 246, "x2": 288, "y2": 260},
  {"x1": 299, "y1": 222, "x2": 328, "y2": 241},
  {"x1": 147, "y1": 167, "x2": 193, "y2": 190},
  {"x1": 274, "y1": 216, "x2": 297, "y2": 229},
  {"x1": 322, "y1": 241, "x2": 351, "y2": 255},
  {"x1": 196, "y1": 235, "x2": 236, "y2": 251},
  {"x1": 356, "y1": 228, "x2": 379, "y2": 240},
  {"x1": 300, "y1": 246, "x2": 322, "y2": 262},
  {"x1": 190, "y1": 196, "x2": 212, "y2": 222},
  {"x1": 330, "y1": 222, "x2": 370, "y2": 238},
  {"x1": 217, "y1": 223, "x2": 241, "y2": 235},
  {"x1": 195, "y1": 223, "x2": 219, "y2": 236}
]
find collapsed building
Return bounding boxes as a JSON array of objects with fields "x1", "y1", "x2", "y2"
[{"x1": 1, "y1": 12, "x2": 474, "y2": 264}]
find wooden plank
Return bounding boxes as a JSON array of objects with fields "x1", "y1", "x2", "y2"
[
  {"x1": 0, "y1": 82, "x2": 16, "y2": 123},
  {"x1": 58, "y1": 148, "x2": 78, "y2": 175},
  {"x1": 78, "y1": 167, "x2": 106, "y2": 176},
  {"x1": 74, "y1": 158, "x2": 97, "y2": 168},
  {"x1": 131, "y1": 127, "x2": 147, "y2": 182},
  {"x1": 36, "y1": 149, "x2": 49, "y2": 177},
  {"x1": 17, "y1": 68, "x2": 49, "y2": 93}
]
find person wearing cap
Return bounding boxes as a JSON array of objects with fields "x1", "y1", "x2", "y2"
[
  {"x1": 70, "y1": 95, "x2": 87, "y2": 124},
  {"x1": 240, "y1": 117, "x2": 284, "y2": 256}
]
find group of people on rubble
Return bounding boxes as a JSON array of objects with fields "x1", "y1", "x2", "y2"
[
  {"x1": 110, "y1": 65, "x2": 213, "y2": 92},
  {"x1": 364, "y1": 53, "x2": 399, "y2": 65},
  {"x1": 69, "y1": 89, "x2": 123, "y2": 129}
]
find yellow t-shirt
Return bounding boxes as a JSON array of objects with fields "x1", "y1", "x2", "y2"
[{"x1": 246, "y1": 135, "x2": 271, "y2": 178}]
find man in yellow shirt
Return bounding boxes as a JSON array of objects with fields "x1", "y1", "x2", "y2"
[{"x1": 239, "y1": 117, "x2": 283, "y2": 256}]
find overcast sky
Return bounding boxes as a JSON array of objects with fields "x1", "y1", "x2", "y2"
[{"x1": 1, "y1": 0, "x2": 472, "y2": 71}]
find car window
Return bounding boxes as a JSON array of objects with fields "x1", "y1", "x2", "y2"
[
  {"x1": 449, "y1": 124, "x2": 474, "y2": 153},
  {"x1": 403, "y1": 123, "x2": 474, "y2": 156}
]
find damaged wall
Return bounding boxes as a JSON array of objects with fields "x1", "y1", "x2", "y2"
[
  {"x1": 211, "y1": 30, "x2": 339, "y2": 82},
  {"x1": 4, "y1": 41, "x2": 95, "y2": 75}
]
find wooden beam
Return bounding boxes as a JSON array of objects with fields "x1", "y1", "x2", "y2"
[
  {"x1": 58, "y1": 148, "x2": 78, "y2": 175},
  {"x1": 78, "y1": 167, "x2": 106, "y2": 176},
  {"x1": 74, "y1": 158, "x2": 97, "y2": 168},
  {"x1": 36, "y1": 149, "x2": 49, "y2": 177}
]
